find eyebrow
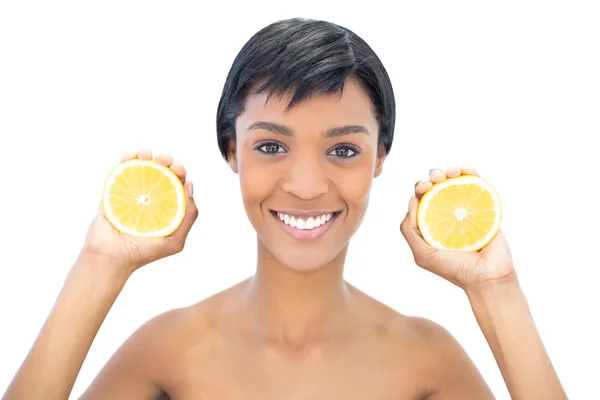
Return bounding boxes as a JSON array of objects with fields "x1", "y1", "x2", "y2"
[{"x1": 245, "y1": 121, "x2": 370, "y2": 138}]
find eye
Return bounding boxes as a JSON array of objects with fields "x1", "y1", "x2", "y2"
[
  {"x1": 327, "y1": 144, "x2": 360, "y2": 158},
  {"x1": 256, "y1": 142, "x2": 287, "y2": 155}
]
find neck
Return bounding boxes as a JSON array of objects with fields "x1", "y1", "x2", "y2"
[{"x1": 242, "y1": 238, "x2": 352, "y2": 347}]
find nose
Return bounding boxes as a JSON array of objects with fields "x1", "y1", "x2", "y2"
[{"x1": 281, "y1": 155, "x2": 329, "y2": 200}]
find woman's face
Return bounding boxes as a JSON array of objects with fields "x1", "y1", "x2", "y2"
[{"x1": 230, "y1": 78, "x2": 385, "y2": 272}]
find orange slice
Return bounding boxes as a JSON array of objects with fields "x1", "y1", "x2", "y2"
[
  {"x1": 416, "y1": 175, "x2": 502, "y2": 251},
  {"x1": 102, "y1": 159, "x2": 186, "y2": 238}
]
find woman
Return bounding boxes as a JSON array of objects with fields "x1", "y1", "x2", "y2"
[{"x1": 4, "y1": 18, "x2": 566, "y2": 399}]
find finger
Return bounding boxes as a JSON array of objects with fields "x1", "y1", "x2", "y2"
[
  {"x1": 414, "y1": 179, "x2": 433, "y2": 199},
  {"x1": 168, "y1": 181, "x2": 198, "y2": 244},
  {"x1": 120, "y1": 151, "x2": 138, "y2": 162},
  {"x1": 445, "y1": 165, "x2": 462, "y2": 178},
  {"x1": 96, "y1": 200, "x2": 105, "y2": 219},
  {"x1": 401, "y1": 198, "x2": 473, "y2": 284},
  {"x1": 480, "y1": 230, "x2": 511, "y2": 257},
  {"x1": 400, "y1": 196, "x2": 437, "y2": 262},
  {"x1": 169, "y1": 162, "x2": 187, "y2": 183},
  {"x1": 154, "y1": 153, "x2": 174, "y2": 167},
  {"x1": 136, "y1": 149, "x2": 153, "y2": 160},
  {"x1": 461, "y1": 166, "x2": 479, "y2": 176},
  {"x1": 429, "y1": 168, "x2": 446, "y2": 184}
]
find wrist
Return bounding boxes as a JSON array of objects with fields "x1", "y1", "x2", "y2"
[
  {"x1": 74, "y1": 248, "x2": 134, "y2": 286},
  {"x1": 465, "y1": 275, "x2": 531, "y2": 337},
  {"x1": 464, "y1": 274, "x2": 521, "y2": 304}
]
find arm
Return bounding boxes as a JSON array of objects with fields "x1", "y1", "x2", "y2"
[
  {"x1": 404, "y1": 268, "x2": 567, "y2": 398},
  {"x1": 416, "y1": 278, "x2": 566, "y2": 399},
  {"x1": 2, "y1": 252, "x2": 158, "y2": 399},
  {"x1": 466, "y1": 278, "x2": 567, "y2": 400},
  {"x1": 3, "y1": 149, "x2": 197, "y2": 400},
  {"x1": 401, "y1": 167, "x2": 567, "y2": 399}
]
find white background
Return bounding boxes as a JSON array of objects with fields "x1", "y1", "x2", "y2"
[{"x1": 1, "y1": 1, "x2": 599, "y2": 398}]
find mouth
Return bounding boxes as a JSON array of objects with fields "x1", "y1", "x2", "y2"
[{"x1": 270, "y1": 210, "x2": 342, "y2": 240}]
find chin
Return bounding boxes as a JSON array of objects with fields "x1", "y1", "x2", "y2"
[
  {"x1": 260, "y1": 237, "x2": 348, "y2": 273},
  {"x1": 275, "y1": 248, "x2": 340, "y2": 273}
]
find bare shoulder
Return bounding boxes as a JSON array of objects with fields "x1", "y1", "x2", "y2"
[
  {"x1": 351, "y1": 287, "x2": 459, "y2": 346},
  {"x1": 132, "y1": 277, "x2": 250, "y2": 343},
  {"x1": 390, "y1": 315, "x2": 496, "y2": 399},
  {"x1": 81, "y1": 284, "x2": 236, "y2": 398},
  {"x1": 351, "y1": 291, "x2": 496, "y2": 399},
  {"x1": 133, "y1": 284, "x2": 237, "y2": 363}
]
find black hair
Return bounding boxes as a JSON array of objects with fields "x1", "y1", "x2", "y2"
[{"x1": 216, "y1": 17, "x2": 396, "y2": 160}]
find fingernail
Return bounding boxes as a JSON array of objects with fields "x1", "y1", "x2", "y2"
[
  {"x1": 408, "y1": 197, "x2": 414, "y2": 212},
  {"x1": 187, "y1": 182, "x2": 194, "y2": 197}
]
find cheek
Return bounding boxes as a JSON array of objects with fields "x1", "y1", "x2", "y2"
[
  {"x1": 238, "y1": 149, "x2": 277, "y2": 205},
  {"x1": 334, "y1": 158, "x2": 376, "y2": 209}
]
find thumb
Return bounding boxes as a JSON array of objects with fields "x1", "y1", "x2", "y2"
[
  {"x1": 169, "y1": 181, "x2": 198, "y2": 243},
  {"x1": 400, "y1": 196, "x2": 437, "y2": 266}
]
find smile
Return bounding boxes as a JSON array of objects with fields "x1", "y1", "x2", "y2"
[{"x1": 270, "y1": 210, "x2": 341, "y2": 240}]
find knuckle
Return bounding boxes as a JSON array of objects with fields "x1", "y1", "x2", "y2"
[
  {"x1": 399, "y1": 218, "x2": 409, "y2": 235},
  {"x1": 414, "y1": 249, "x2": 437, "y2": 268},
  {"x1": 171, "y1": 241, "x2": 185, "y2": 254},
  {"x1": 413, "y1": 253, "x2": 427, "y2": 267},
  {"x1": 164, "y1": 238, "x2": 184, "y2": 254}
]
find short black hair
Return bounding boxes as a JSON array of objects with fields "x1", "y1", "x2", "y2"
[{"x1": 216, "y1": 18, "x2": 396, "y2": 161}]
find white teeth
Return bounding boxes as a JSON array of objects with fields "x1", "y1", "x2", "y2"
[{"x1": 276, "y1": 212, "x2": 334, "y2": 231}]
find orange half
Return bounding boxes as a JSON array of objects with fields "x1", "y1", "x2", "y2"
[
  {"x1": 416, "y1": 175, "x2": 502, "y2": 251},
  {"x1": 102, "y1": 159, "x2": 186, "y2": 238}
]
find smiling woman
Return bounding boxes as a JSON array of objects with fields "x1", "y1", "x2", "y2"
[
  {"x1": 3, "y1": 17, "x2": 566, "y2": 400},
  {"x1": 229, "y1": 77, "x2": 384, "y2": 272}
]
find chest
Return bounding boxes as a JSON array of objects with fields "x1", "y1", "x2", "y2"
[{"x1": 161, "y1": 343, "x2": 432, "y2": 400}]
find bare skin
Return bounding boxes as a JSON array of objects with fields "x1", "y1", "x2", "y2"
[{"x1": 3, "y1": 79, "x2": 567, "y2": 400}]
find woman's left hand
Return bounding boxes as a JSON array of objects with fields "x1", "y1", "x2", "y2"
[{"x1": 400, "y1": 166, "x2": 517, "y2": 292}]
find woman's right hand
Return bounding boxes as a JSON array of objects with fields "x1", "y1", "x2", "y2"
[{"x1": 82, "y1": 149, "x2": 198, "y2": 275}]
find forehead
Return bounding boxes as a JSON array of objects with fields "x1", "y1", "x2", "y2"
[{"x1": 237, "y1": 78, "x2": 378, "y2": 132}]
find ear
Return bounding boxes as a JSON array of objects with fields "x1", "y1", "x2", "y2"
[
  {"x1": 374, "y1": 145, "x2": 386, "y2": 178},
  {"x1": 227, "y1": 140, "x2": 239, "y2": 174}
]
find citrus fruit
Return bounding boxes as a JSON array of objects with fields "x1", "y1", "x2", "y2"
[
  {"x1": 416, "y1": 175, "x2": 502, "y2": 251},
  {"x1": 102, "y1": 159, "x2": 186, "y2": 238}
]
